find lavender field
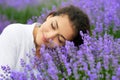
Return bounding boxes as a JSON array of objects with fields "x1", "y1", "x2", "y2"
[{"x1": 0, "y1": 0, "x2": 120, "y2": 80}]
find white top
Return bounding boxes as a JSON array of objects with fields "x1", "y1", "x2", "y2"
[{"x1": 0, "y1": 23, "x2": 37, "y2": 74}]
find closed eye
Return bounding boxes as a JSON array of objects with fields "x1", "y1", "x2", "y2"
[
  {"x1": 58, "y1": 34, "x2": 65, "y2": 44},
  {"x1": 58, "y1": 36, "x2": 63, "y2": 43},
  {"x1": 51, "y1": 21, "x2": 56, "y2": 30}
]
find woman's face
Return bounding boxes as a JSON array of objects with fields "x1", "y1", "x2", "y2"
[{"x1": 35, "y1": 14, "x2": 75, "y2": 48}]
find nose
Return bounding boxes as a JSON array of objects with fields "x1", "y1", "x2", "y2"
[{"x1": 46, "y1": 31, "x2": 58, "y2": 40}]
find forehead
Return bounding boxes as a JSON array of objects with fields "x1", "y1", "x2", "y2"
[{"x1": 54, "y1": 15, "x2": 75, "y2": 40}]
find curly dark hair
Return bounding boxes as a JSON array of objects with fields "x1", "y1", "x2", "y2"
[{"x1": 47, "y1": 5, "x2": 91, "y2": 47}]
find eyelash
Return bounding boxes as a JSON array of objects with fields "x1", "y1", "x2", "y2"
[{"x1": 58, "y1": 36, "x2": 63, "y2": 43}]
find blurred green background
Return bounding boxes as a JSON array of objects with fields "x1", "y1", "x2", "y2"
[{"x1": 0, "y1": 0, "x2": 67, "y2": 23}]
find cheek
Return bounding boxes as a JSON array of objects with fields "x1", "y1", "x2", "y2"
[
  {"x1": 66, "y1": 31, "x2": 75, "y2": 41},
  {"x1": 40, "y1": 24, "x2": 50, "y2": 33},
  {"x1": 35, "y1": 31, "x2": 43, "y2": 46},
  {"x1": 51, "y1": 38, "x2": 63, "y2": 47}
]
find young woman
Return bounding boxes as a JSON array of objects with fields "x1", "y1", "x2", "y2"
[{"x1": 0, "y1": 5, "x2": 90, "y2": 73}]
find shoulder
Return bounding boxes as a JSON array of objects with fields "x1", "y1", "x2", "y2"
[
  {"x1": 1, "y1": 23, "x2": 25, "y2": 35},
  {"x1": 1, "y1": 23, "x2": 36, "y2": 36},
  {"x1": 3, "y1": 23, "x2": 30, "y2": 32},
  {"x1": 4, "y1": 23, "x2": 25, "y2": 30},
  {"x1": 0, "y1": 23, "x2": 39, "y2": 41}
]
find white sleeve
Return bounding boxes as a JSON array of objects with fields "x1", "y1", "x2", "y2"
[{"x1": 0, "y1": 24, "x2": 18, "y2": 74}]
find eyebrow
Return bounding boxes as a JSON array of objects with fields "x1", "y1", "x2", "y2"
[{"x1": 55, "y1": 20, "x2": 66, "y2": 41}]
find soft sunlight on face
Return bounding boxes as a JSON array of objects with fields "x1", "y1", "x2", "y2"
[{"x1": 35, "y1": 14, "x2": 75, "y2": 48}]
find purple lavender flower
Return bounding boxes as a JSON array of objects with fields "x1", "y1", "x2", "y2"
[
  {"x1": 0, "y1": 0, "x2": 120, "y2": 79},
  {"x1": 0, "y1": 33, "x2": 120, "y2": 80},
  {"x1": 0, "y1": 0, "x2": 41, "y2": 10},
  {"x1": 0, "y1": 15, "x2": 11, "y2": 34},
  {"x1": 60, "y1": 0, "x2": 120, "y2": 34}
]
